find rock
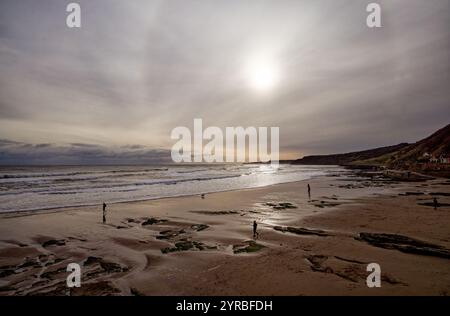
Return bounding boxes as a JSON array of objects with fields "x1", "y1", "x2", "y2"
[
  {"x1": 156, "y1": 229, "x2": 185, "y2": 240},
  {"x1": 130, "y1": 287, "x2": 145, "y2": 296},
  {"x1": 418, "y1": 202, "x2": 450, "y2": 208},
  {"x1": 0, "y1": 285, "x2": 15, "y2": 292},
  {"x1": 18, "y1": 257, "x2": 40, "y2": 269},
  {"x1": 305, "y1": 254, "x2": 328, "y2": 267},
  {"x1": 265, "y1": 202, "x2": 297, "y2": 210},
  {"x1": 42, "y1": 239, "x2": 66, "y2": 248},
  {"x1": 126, "y1": 218, "x2": 140, "y2": 223},
  {"x1": 84, "y1": 256, "x2": 127, "y2": 273},
  {"x1": 430, "y1": 192, "x2": 450, "y2": 196},
  {"x1": 174, "y1": 241, "x2": 194, "y2": 251},
  {"x1": 161, "y1": 240, "x2": 216, "y2": 254},
  {"x1": 0, "y1": 269, "x2": 15, "y2": 278},
  {"x1": 141, "y1": 218, "x2": 167, "y2": 226},
  {"x1": 84, "y1": 256, "x2": 102, "y2": 266},
  {"x1": 306, "y1": 255, "x2": 373, "y2": 283},
  {"x1": 190, "y1": 210, "x2": 240, "y2": 215},
  {"x1": 41, "y1": 267, "x2": 66, "y2": 279},
  {"x1": 191, "y1": 224, "x2": 209, "y2": 232},
  {"x1": 356, "y1": 232, "x2": 450, "y2": 259},
  {"x1": 233, "y1": 241, "x2": 265, "y2": 254},
  {"x1": 27, "y1": 281, "x2": 69, "y2": 296},
  {"x1": 311, "y1": 201, "x2": 340, "y2": 208},
  {"x1": 99, "y1": 261, "x2": 125, "y2": 273},
  {"x1": 70, "y1": 281, "x2": 121, "y2": 296},
  {"x1": 274, "y1": 226, "x2": 329, "y2": 237}
]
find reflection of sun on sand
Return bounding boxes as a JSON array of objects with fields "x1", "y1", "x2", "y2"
[{"x1": 0, "y1": 172, "x2": 449, "y2": 296}]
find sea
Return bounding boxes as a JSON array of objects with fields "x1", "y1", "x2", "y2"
[{"x1": 0, "y1": 164, "x2": 344, "y2": 213}]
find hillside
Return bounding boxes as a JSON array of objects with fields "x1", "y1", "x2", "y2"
[
  {"x1": 292, "y1": 143, "x2": 409, "y2": 165},
  {"x1": 383, "y1": 124, "x2": 450, "y2": 169},
  {"x1": 293, "y1": 124, "x2": 450, "y2": 176}
]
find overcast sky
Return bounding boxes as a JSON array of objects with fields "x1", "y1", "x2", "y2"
[{"x1": 0, "y1": 0, "x2": 449, "y2": 164}]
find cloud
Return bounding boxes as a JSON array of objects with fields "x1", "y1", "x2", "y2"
[
  {"x1": 0, "y1": 0, "x2": 449, "y2": 162},
  {"x1": 0, "y1": 140, "x2": 171, "y2": 165}
]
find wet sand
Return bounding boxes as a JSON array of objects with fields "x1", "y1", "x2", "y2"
[{"x1": 0, "y1": 170, "x2": 449, "y2": 296}]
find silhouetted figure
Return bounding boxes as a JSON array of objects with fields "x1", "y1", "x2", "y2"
[
  {"x1": 433, "y1": 197, "x2": 439, "y2": 210},
  {"x1": 253, "y1": 220, "x2": 259, "y2": 239},
  {"x1": 102, "y1": 202, "x2": 107, "y2": 224},
  {"x1": 307, "y1": 184, "x2": 311, "y2": 200},
  {"x1": 407, "y1": 171, "x2": 411, "y2": 179},
  {"x1": 201, "y1": 193, "x2": 205, "y2": 199}
]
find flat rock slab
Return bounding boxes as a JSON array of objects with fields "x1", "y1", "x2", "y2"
[
  {"x1": 233, "y1": 241, "x2": 266, "y2": 254},
  {"x1": 42, "y1": 239, "x2": 66, "y2": 248},
  {"x1": 274, "y1": 226, "x2": 329, "y2": 237},
  {"x1": 191, "y1": 224, "x2": 209, "y2": 232},
  {"x1": 356, "y1": 232, "x2": 450, "y2": 259},
  {"x1": 311, "y1": 201, "x2": 341, "y2": 208},
  {"x1": 429, "y1": 192, "x2": 450, "y2": 196},
  {"x1": 398, "y1": 192, "x2": 425, "y2": 196},
  {"x1": 141, "y1": 218, "x2": 168, "y2": 226},
  {"x1": 161, "y1": 240, "x2": 217, "y2": 254},
  {"x1": 418, "y1": 202, "x2": 450, "y2": 208},
  {"x1": 190, "y1": 210, "x2": 240, "y2": 215},
  {"x1": 264, "y1": 202, "x2": 297, "y2": 210},
  {"x1": 156, "y1": 229, "x2": 185, "y2": 240}
]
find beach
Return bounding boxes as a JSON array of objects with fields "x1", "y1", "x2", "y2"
[{"x1": 0, "y1": 170, "x2": 449, "y2": 296}]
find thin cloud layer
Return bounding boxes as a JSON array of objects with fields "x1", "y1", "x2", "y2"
[
  {"x1": 0, "y1": 0, "x2": 449, "y2": 163},
  {"x1": 0, "y1": 140, "x2": 171, "y2": 165}
]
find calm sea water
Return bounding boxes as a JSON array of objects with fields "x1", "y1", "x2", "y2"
[{"x1": 0, "y1": 164, "x2": 343, "y2": 213}]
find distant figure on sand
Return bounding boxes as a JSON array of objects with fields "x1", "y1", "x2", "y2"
[
  {"x1": 102, "y1": 202, "x2": 107, "y2": 224},
  {"x1": 307, "y1": 184, "x2": 311, "y2": 200},
  {"x1": 201, "y1": 193, "x2": 205, "y2": 199},
  {"x1": 253, "y1": 220, "x2": 259, "y2": 239},
  {"x1": 433, "y1": 197, "x2": 439, "y2": 210}
]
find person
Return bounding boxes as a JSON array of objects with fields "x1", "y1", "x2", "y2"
[
  {"x1": 102, "y1": 202, "x2": 107, "y2": 224},
  {"x1": 201, "y1": 193, "x2": 205, "y2": 199},
  {"x1": 433, "y1": 197, "x2": 439, "y2": 210},
  {"x1": 307, "y1": 184, "x2": 311, "y2": 200},
  {"x1": 253, "y1": 220, "x2": 259, "y2": 239}
]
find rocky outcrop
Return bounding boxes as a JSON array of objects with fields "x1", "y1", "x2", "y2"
[
  {"x1": 274, "y1": 226, "x2": 329, "y2": 237},
  {"x1": 356, "y1": 232, "x2": 450, "y2": 259}
]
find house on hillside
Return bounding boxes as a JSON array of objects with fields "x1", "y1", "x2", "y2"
[
  {"x1": 417, "y1": 152, "x2": 431, "y2": 162},
  {"x1": 440, "y1": 155, "x2": 450, "y2": 164},
  {"x1": 427, "y1": 153, "x2": 450, "y2": 164}
]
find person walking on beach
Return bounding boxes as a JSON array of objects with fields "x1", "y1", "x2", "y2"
[
  {"x1": 253, "y1": 220, "x2": 259, "y2": 239},
  {"x1": 307, "y1": 184, "x2": 311, "y2": 200},
  {"x1": 433, "y1": 197, "x2": 439, "y2": 210},
  {"x1": 102, "y1": 202, "x2": 107, "y2": 224}
]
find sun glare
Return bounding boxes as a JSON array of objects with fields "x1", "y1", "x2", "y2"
[{"x1": 245, "y1": 57, "x2": 280, "y2": 93}]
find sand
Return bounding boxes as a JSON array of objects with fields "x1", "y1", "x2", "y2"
[{"x1": 0, "y1": 170, "x2": 449, "y2": 296}]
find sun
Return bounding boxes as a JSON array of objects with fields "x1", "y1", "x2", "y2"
[{"x1": 245, "y1": 57, "x2": 280, "y2": 93}]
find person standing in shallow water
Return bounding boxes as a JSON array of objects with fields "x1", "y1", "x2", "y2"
[
  {"x1": 253, "y1": 220, "x2": 259, "y2": 239},
  {"x1": 102, "y1": 202, "x2": 107, "y2": 224},
  {"x1": 433, "y1": 197, "x2": 439, "y2": 210},
  {"x1": 307, "y1": 184, "x2": 311, "y2": 200}
]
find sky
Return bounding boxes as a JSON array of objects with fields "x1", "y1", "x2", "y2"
[{"x1": 0, "y1": 0, "x2": 449, "y2": 164}]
